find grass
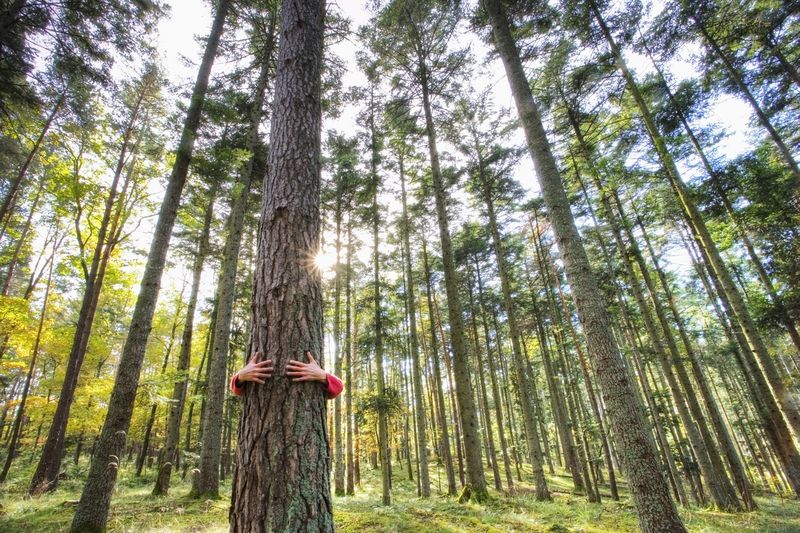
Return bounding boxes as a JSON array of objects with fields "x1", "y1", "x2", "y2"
[{"x1": 2, "y1": 457, "x2": 800, "y2": 532}]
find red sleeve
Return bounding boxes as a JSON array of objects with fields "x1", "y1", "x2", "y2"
[
  {"x1": 323, "y1": 373, "x2": 343, "y2": 400},
  {"x1": 230, "y1": 373, "x2": 244, "y2": 397}
]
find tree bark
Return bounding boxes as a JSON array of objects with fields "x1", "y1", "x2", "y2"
[{"x1": 228, "y1": 0, "x2": 332, "y2": 529}]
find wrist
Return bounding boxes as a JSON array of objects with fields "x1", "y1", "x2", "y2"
[{"x1": 318, "y1": 371, "x2": 328, "y2": 383}]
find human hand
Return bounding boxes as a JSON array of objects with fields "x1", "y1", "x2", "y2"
[
  {"x1": 237, "y1": 352, "x2": 274, "y2": 384},
  {"x1": 286, "y1": 350, "x2": 327, "y2": 383}
]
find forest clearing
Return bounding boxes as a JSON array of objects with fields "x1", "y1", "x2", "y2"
[{"x1": 1, "y1": 0, "x2": 799, "y2": 531}]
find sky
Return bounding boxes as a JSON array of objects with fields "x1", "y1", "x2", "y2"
[{"x1": 149, "y1": 0, "x2": 757, "y2": 301}]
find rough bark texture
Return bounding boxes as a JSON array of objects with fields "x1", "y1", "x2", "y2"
[
  {"x1": 228, "y1": 0, "x2": 332, "y2": 530},
  {"x1": 68, "y1": 2, "x2": 228, "y2": 530},
  {"x1": 483, "y1": 0, "x2": 686, "y2": 530}
]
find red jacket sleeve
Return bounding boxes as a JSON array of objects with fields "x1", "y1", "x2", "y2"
[
  {"x1": 231, "y1": 372, "x2": 343, "y2": 399},
  {"x1": 230, "y1": 373, "x2": 244, "y2": 396},
  {"x1": 324, "y1": 373, "x2": 344, "y2": 400}
]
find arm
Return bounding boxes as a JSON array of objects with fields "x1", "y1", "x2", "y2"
[
  {"x1": 230, "y1": 353, "x2": 274, "y2": 397},
  {"x1": 286, "y1": 351, "x2": 344, "y2": 400}
]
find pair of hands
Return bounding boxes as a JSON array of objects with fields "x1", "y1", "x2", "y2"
[{"x1": 237, "y1": 350, "x2": 328, "y2": 385}]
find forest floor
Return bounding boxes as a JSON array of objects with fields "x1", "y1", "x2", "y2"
[{"x1": 2, "y1": 458, "x2": 800, "y2": 532}]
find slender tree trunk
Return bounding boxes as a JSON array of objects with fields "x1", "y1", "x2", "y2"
[
  {"x1": 479, "y1": 177, "x2": 549, "y2": 498},
  {"x1": 31, "y1": 82, "x2": 148, "y2": 495},
  {"x1": 371, "y1": 109, "x2": 391, "y2": 505},
  {"x1": 688, "y1": 9, "x2": 800, "y2": 179},
  {"x1": 1, "y1": 171, "x2": 45, "y2": 296},
  {"x1": 593, "y1": 0, "x2": 800, "y2": 444},
  {"x1": 228, "y1": 1, "x2": 331, "y2": 529},
  {"x1": 421, "y1": 239, "x2": 457, "y2": 495},
  {"x1": 69, "y1": 3, "x2": 228, "y2": 529},
  {"x1": 483, "y1": 1, "x2": 685, "y2": 529},
  {"x1": 153, "y1": 186, "x2": 217, "y2": 495},
  {"x1": 474, "y1": 265, "x2": 514, "y2": 492},
  {"x1": 192, "y1": 11, "x2": 276, "y2": 500},
  {"x1": 399, "y1": 158, "x2": 430, "y2": 496},
  {"x1": 345, "y1": 216, "x2": 355, "y2": 496},
  {"x1": 0, "y1": 93, "x2": 64, "y2": 229},
  {"x1": 417, "y1": 57, "x2": 487, "y2": 502},
  {"x1": 0, "y1": 248, "x2": 55, "y2": 482},
  {"x1": 632, "y1": 208, "x2": 756, "y2": 510},
  {"x1": 467, "y1": 278, "x2": 501, "y2": 491}
]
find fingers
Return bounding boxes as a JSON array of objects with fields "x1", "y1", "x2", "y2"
[
  {"x1": 305, "y1": 350, "x2": 316, "y2": 364},
  {"x1": 255, "y1": 359, "x2": 272, "y2": 368},
  {"x1": 248, "y1": 351, "x2": 261, "y2": 365}
]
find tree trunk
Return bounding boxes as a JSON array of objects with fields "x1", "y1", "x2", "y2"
[
  {"x1": 345, "y1": 216, "x2": 356, "y2": 496},
  {"x1": 417, "y1": 56, "x2": 487, "y2": 502},
  {"x1": 69, "y1": 2, "x2": 228, "y2": 529},
  {"x1": 368, "y1": 90, "x2": 392, "y2": 505},
  {"x1": 480, "y1": 176, "x2": 549, "y2": 499},
  {"x1": 483, "y1": 0, "x2": 686, "y2": 529},
  {"x1": 593, "y1": 0, "x2": 800, "y2": 445},
  {"x1": 228, "y1": 0, "x2": 331, "y2": 529},
  {"x1": 192, "y1": 10, "x2": 276, "y2": 500},
  {"x1": 474, "y1": 265, "x2": 514, "y2": 491},
  {"x1": 399, "y1": 158, "x2": 430, "y2": 496},
  {"x1": 153, "y1": 185, "x2": 217, "y2": 495},
  {"x1": 0, "y1": 248, "x2": 55, "y2": 482},
  {"x1": 31, "y1": 84, "x2": 147, "y2": 495},
  {"x1": 421, "y1": 239, "x2": 457, "y2": 495},
  {"x1": 0, "y1": 93, "x2": 64, "y2": 229},
  {"x1": 689, "y1": 8, "x2": 800, "y2": 179}
]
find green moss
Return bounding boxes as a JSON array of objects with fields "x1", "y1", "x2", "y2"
[{"x1": 2, "y1": 462, "x2": 800, "y2": 532}]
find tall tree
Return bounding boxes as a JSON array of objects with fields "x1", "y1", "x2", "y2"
[
  {"x1": 68, "y1": 1, "x2": 229, "y2": 530},
  {"x1": 480, "y1": 0, "x2": 686, "y2": 530},
  {"x1": 192, "y1": 2, "x2": 278, "y2": 497},
  {"x1": 228, "y1": 0, "x2": 332, "y2": 530},
  {"x1": 30, "y1": 64, "x2": 162, "y2": 495},
  {"x1": 374, "y1": 0, "x2": 487, "y2": 501}
]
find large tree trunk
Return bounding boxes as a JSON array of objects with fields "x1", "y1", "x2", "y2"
[
  {"x1": 69, "y1": 2, "x2": 228, "y2": 530},
  {"x1": 483, "y1": 0, "x2": 686, "y2": 530},
  {"x1": 228, "y1": 1, "x2": 331, "y2": 530}
]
